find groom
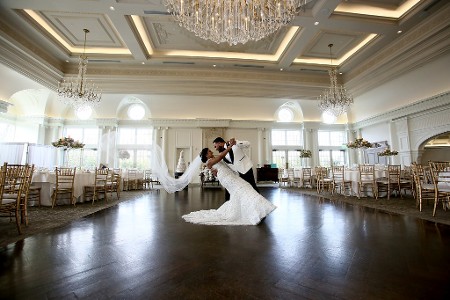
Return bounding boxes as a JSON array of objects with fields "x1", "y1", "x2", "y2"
[{"x1": 213, "y1": 137, "x2": 259, "y2": 200}]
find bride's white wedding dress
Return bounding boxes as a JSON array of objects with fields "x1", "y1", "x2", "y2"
[{"x1": 182, "y1": 161, "x2": 276, "y2": 225}]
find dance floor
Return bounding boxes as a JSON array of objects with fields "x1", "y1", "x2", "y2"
[{"x1": 1, "y1": 187, "x2": 450, "y2": 299}]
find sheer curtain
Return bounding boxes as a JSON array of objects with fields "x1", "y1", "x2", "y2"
[
  {"x1": 28, "y1": 144, "x2": 57, "y2": 170},
  {"x1": 0, "y1": 143, "x2": 26, "y2": 164}
]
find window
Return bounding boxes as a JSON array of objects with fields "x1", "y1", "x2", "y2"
[
  {"x1": 277, "y1": 107, "x2": 293, "y2": 122},
  {"x1": 117, "y1": 127, "x2": 152, "y2": 169},
  {"x1": 271, "y1": 129, "x2": 303, "y2": 168},
  {"x1": 319, "y1": 150, "x2": 345, "y2": 167},
  {"x1": 318, "y1": 130, "x2": 347, "y2": 167},
  {"x1": 272, "y1": 130, "x2": 301, "y2": 146},
  {"x1": 65, "y1": 127, "x2": 99, "y2": 169},
  {"x1": 127, "y1": 104, "x2": 145, "y2": 120},
  {"x1": 318, "y1": 131, "x2": 346, "y2": 146}
]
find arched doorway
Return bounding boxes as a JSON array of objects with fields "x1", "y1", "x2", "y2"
[{"x1": 419, "y1": 132, "x2": 450, "y2": 163}]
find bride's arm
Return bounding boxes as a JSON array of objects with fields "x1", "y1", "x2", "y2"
[{"x1": 206, "y1": 140, "x2": 236, "y2": 169}]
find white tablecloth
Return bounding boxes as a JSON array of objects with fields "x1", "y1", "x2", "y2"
[{"x1": 32, "y1": 171, "x2": 96, "y2": 206}]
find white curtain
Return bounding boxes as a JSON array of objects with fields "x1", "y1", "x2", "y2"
[
  {"x1": 0, "y1": 143, "x2": 26, "y2": 164},
  {"x1": 28, "y1": 144, "x2": 57, "y2": 170}
]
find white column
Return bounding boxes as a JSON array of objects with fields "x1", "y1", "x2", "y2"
[
  {"x1": 162, "y1": 127, "x2": 169, "y2": 164},
  {"x1": 347, "y1": 128, "x2": 357, "y2": 166},
  {"x1": 264, "y1": 129, "x2": 272, "y2": 165},
  {"x1": 257, "y1": 128, "x2": 264, "y2": 167}
]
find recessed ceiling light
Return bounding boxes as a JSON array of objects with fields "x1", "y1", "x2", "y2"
[
  {"x1": 280, "y1": 68, "x2": 283, "y2": 71},
  {"x1": 110, "y1": 6, "x2": 115, "y2": 11},
  {"x1": 213, "y1": 64, "x2": 216, "y2": 67},
  {"x1": 65, "y1": 60, "x2": 69, "y2": 63},
  {"x1": 339, "y1": 72, "x2": 343, "y2": 75},
  {"x1": 141, "y1": 62, "x2": 145, "y2": 64},
  {"x1": 397, "y1": 30, "x2": 403, "y2": 34},
  {"x1": 314, "y1": 21, "x2": 319, "y2": 26}
]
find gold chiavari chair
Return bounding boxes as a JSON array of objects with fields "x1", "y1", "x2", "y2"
[
  {"x1": 0, "y1": 163, "x2": 29, "y2": 234},
  {"x1": 123, "y1": 169, "x2": 138, "y2": 191},
  {"x1": 377, "y1": 165, "x2": 401, "y2": 200},
  {"x1": 301, "y1": 167, "x2": 313, "y2": 188},
  {"x1": 429, "y1": 161, "x2": 450, "y2": 217},
  {"x1": 52, "y1": 167, "x2": 76, "y2": 208},
  {"x1": 399, "y1": 166, "x2": 413, "y2": 197},
  {"x1": 84, "y1": 167, "x2": 109, "y2": 204},
  {"x1": 332, "y1": 166, "x2": 352, "y2": 197},
  {"x1": 107, "y1": 168, "x2": 121, "y2": 199},
  {"x1": 141, "y1": 169, "x2": 152, "y2": 190},
  {"x1": 278, "y1": 168, "x2": 289, "y2": 187},
  {"x1": 316, "y1": 167, "x2": 332, "y2": 194},
  {"x1": 358, "y1": 164, "x2": 378, "y2": 199},
  {"x1": 411, "y1": 163, "x2": 434, "y2": 211},
  {"x1": 20, "y1": 164, "x2": 35, "y2": 226},
  {"x1": 287, "y1": 168, "x2": 301, "y2": 188}
]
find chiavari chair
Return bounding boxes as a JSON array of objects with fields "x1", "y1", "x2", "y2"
[
  {"x1": 411, "y1": 163, "x2": 435, "y2": 211},
  {"x1": 429, "y1": 161, "x2": 450, "y2": 216},
  {"x1": 301, "y1": 167, "x2": 313, "y2": 188},
  {"x1": 377, "y1": 165, "x2": 401, "y2": 200},
  {"x1": 84, "y1": 167, "x2": 109, "y2": 204},
  {"x1": 0, "y1": 163, "x2": 29, "y2": 234},
  {"x1": 332, "y1": 166, "x2": 352, "y2": 197},
  {"x1": 52, "y1": 167, "x2": 76, "y2": 207},
  {"x1": 316, "y1": 167, "x2": 332, "y2": 194},
  {"x1": 287, "y1": 168, "x2": 301, "y2": 188},
  {"x1": 358, "y1": 164, "x2": 378, "y2": 199}
]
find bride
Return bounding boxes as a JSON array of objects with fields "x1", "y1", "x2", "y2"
[{"x1": 152, "y1": 140, "x2": 276, "y2": 225}]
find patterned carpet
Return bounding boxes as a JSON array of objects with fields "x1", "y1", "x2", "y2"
[{"x1": 1, "y1": 186, "x2": 449, "y2": 247}]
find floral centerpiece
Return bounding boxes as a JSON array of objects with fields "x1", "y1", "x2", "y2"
[
  {"x1": 299, "y1": 149, "x2": 312, "y2": 158},
  {"x1": 52, "y1": 137, "x2": 84, "y2": 149},
  {"x1": 377, "y1": 148, "x2": 398, "y2": 156},
  {"x1": 346, "y1": 138, "x2": 372, "y2": 149}
]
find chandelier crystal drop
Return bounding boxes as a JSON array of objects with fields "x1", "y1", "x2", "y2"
[
  {"x1": 57, "y1": 29, "x2": 102, "y2": 108},
  {"x1": 164, "y1": 0, "x2": 311, "y2": 46},
  {"x1": 318, "y1": 44, "x2": 353, "y2": 117}
]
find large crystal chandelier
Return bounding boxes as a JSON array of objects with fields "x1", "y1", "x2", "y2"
[
  {"x1": 57, "y1": 29, "x2": 101, "y2": 108},
  {"x1": 164, "y1": 0, "x2": 311, "y2": 46},
  {"x1": 318, "y1": 44, "x2": 353, "y2": 117}
]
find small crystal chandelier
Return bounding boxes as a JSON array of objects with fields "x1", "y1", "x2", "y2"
[
  {"x1": 318, "y1": 44, "x2": 353, "y2": 117},
  {"x1": 57, "y1": 29, "x2": 101, "y2": 108},
  {"x1": 164, "y1": 0, "x2": 311, "y2": 46}
]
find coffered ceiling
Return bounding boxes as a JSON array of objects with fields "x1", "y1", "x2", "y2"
[{"x1": 0, "y1": 0, "x2": 448, "y2": 100}]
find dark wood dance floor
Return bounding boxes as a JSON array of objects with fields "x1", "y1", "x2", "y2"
[{"x1": 1, "y1": 187, "x2": 450, "y2": 299}]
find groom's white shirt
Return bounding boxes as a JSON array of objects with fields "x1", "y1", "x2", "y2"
[{"x1": 224, "y1": 141, "x2": 253, "y2": 174}]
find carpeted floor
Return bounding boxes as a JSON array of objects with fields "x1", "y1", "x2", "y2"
[{"x1": 1, "y1": 186, "x2": 449, "y2": 248}]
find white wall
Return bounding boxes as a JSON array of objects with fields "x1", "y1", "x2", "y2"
[{"x1": 351, "y1": 53, "x2": 450, "y2": 123}]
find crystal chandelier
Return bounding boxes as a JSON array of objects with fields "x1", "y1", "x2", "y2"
[
  {"x1": 318, "y1": 44, "x2": 353, "y2": 117},
  {"x1": 164, "y1": 0, "x2": 311, "y2": 46},
  {"x1": 57, "y1": 29, "x2": 101, "y2": 108}
]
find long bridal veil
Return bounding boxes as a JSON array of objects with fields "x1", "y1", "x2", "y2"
[{"x1": 151, "y1": 144, "x2": 202, "y2": 193}]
